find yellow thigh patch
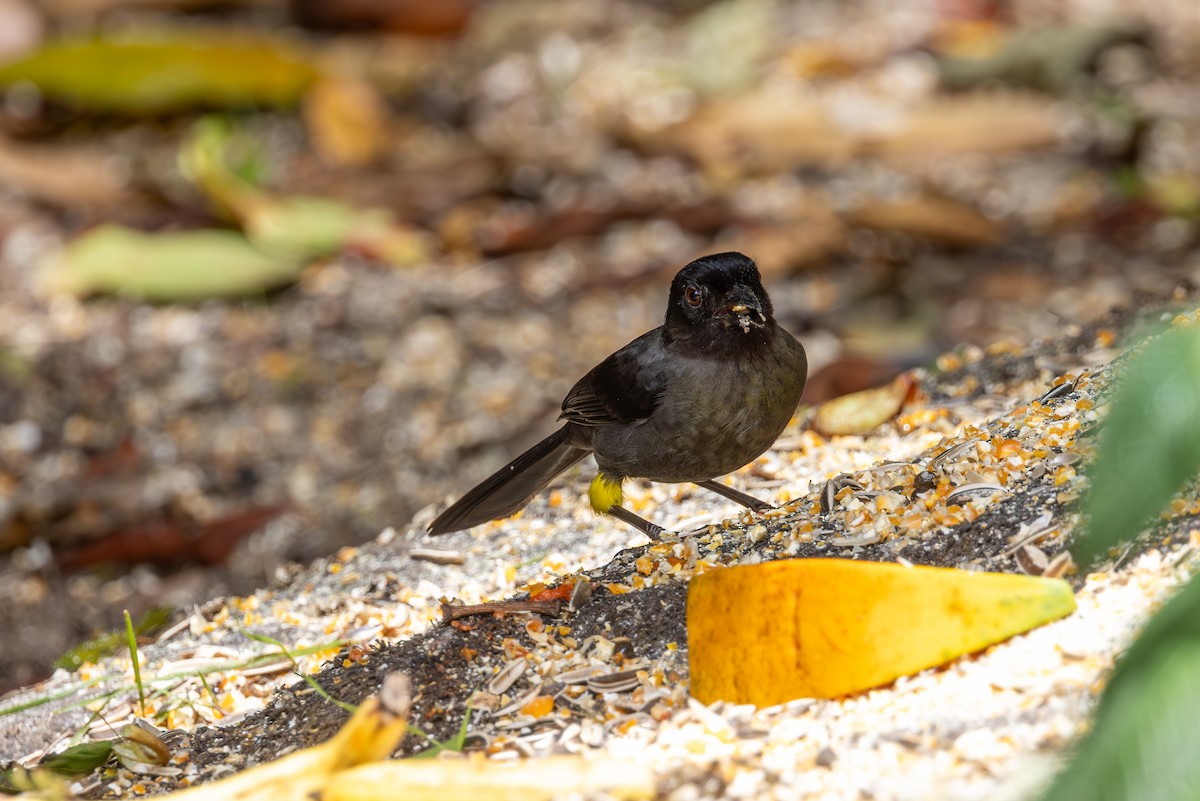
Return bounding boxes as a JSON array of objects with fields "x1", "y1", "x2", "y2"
[{"x1": 588, "y1": 474, "x2": 624, "y2": 513}]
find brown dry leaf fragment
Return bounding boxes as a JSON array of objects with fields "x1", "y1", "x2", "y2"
[
  {"x1": 476, "y1": 204, "x2": 633, "y2": 256},
  {"x1": 438, "y1": 199, "x2": 640, "y2": 257},
  {"x1": 635, "y1": 91, "x2": 853, "y2": 183},
  {"x1": 56, "y1": 504, "x2": 288, "y2": 570},
  {"x1": 780, "y1": 39, "x2": 882, "y2": 80},
  {"x1": 636, "y1": 91, "x2": 1060, "y2": 183},
  {"x1": 0, "y1": 516, "x2": 30, "y2": 554},
  {"x1": 290, "y1": 0, "x2": 473, "y2": 37},
  {"x1": 802, "y1": 358, "x2": 897, "y2": 405},
  {"x1": 38, "y1": 0, "x2": 231, "y2": 15},
  {"x1": 975, "y1": 267, "x2": 1057, "y2": 304},
  {"x1": 848, "y1": 192, "x2": 1003, "y2": 247},
  {"x1": 347, "y1": 221, "x2": 431, "y2": 266},
  {"x1": 715, "y1": 201, "x2": 849, "y2": 276},
  {"x1": 436, "y1": 197, "x2": 496, "y2": 256},
  {"x1": 868, "y1": 94, "x2": 1063, "y2": 160},
  {"x1": 304, "y1": 74, "x2": 389, "y2": 167},
  {"x1": 0, "y1": 0, "x2": 41, "y2": 64},
  {"x1": 0, "y1": 133, "x2": 132, "y2": 209},
  {"x1": 812, "y1": 373, "x2": 916, "y2": 437}
]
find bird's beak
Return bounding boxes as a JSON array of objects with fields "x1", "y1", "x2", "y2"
[{"x1": 719, "y1": 290, "x2": 766, "y2": 333}]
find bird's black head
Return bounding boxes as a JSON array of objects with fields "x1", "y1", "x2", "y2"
[{"x1": 664, "y1": 252, "x2": 775, "y2": 352}]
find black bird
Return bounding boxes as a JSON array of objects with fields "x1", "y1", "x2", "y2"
[{"x1": 428, "y1": 252, "x2": 808, "y2": 538}]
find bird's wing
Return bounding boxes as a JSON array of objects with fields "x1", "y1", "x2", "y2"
[{"x1": 560, "y1": 328, "x2": 667, "y2": 427}]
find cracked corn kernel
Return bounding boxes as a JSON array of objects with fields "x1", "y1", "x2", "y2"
[{"x1": 521, "y1": 695, "x2": 554, "y2": 717}]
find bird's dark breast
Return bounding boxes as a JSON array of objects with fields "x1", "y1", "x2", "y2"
[{"x1": 591, "y1": 330, "x2": 807, "y2": 483}]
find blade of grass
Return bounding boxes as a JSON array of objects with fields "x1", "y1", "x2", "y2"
[
  {"x1": 292, "y1": 671, "x2": 357, "y2": 714},
  {"x1": 124, "y1": 610, "x2": 146, "y2": 717},
  {"x1": 0, "y1": 679, "x2": 119, "y2": 718},
  {"x1": 1, "y1": 638, "x2": 348, "y2": 719},
  {"x1": 239, "y1": 626, "x2": 357, "y2": 713},
  {"x1": 410, "y1": 709, "x2": 472, "y2": 758},
  {"x1": 198, "y1": 671, "x2": 219, "y2": 706}
]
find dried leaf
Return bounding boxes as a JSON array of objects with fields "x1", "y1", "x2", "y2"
[
  {"x1": 112, "y1": 725, "x2": 170, "y2": 770},
  {"x1": 0, "y1": 32, "x2": 317, "y2": 114},
  {"x1": 812, "y1": 373, "x2": 915, "y2": 436},
  {"x1": 848, "y1": 192, "x2": 1003, "y2": 247},
  {"x1": 0, "y1": 133, "x2": 132, "y2": 209},
  {"x1": 639, "y1": 90, "x2": 1061, "y2": 183},
  {"x1": 0, "y1": 0, "x2": 42, "y2": 64},
  {"x1": 802, "y1": 358, "x2": 896, "y2": 404},
  {"x1": 290, "y1": 0, "x2": 473, "y2": 37},
  {"x1": 714, "y1": 200, "x2": 848, "y2": 275},
  {"x1": 304, "y1": 75, "x2": 389, "y2": 167},
  {"x1": 868, "y1": 94, "x2": 1063, "y2": 160},
  {"x1": 57, "y1": 505, "x2": 288, "y2": 569},
  {"x1": 44, "y1": 225, "x2": 304, "y2": 301},
  {"x1": 780, "y1": 39, "x2": 878, "y2": 80},
  {"x1": 637, "y1": 90, "x2": 853, "y2": 182}
]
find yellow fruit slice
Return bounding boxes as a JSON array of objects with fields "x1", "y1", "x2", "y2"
[{"x1": 688, "y1": 558, "x2": 1076, "y2": 705}]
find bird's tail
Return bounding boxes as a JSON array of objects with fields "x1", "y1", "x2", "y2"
[{"x1": 427, "y1": 426, "x2": 589, "y2": 535}]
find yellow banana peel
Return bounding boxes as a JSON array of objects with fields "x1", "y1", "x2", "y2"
[
  {"x1": 159, "y1": 692, "x2": 409, "y2": 801},
  {"x1": 143, "y1": 673, "x2": 653, "y2": 801},
  {"x1": 689, "y1": 558, "x2": 1077, "y2": 705},
  {"x1": 325, "y1": 755, "x2": 655, "y2": 801}
]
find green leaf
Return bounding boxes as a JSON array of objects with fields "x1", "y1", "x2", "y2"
[
  {"x1": 938, "y1": 24, "x2": 1150, "y2": 94},
  {"x1": 55, "y1": 607, "x2": 172, "y2": 672},
  {"x1": 46, "y1": 225, "x2": 304, "y2": 301},
  {"x1": 54, "y1": 631, "x2": 123, "y2": 672},
  {"x1": 1103, "y1": 573, "x2": 1200, "y2": 698},
  {"x1": 0, "y1": 764, "x2": 19, "y2": 794},
  {"x1": 0, "y1": 33, "x2": 316, "y2": 114},
  {"x1": 244, "y1": 195, "x2": 392, "y2": 260},
  {"x1": 1038, "y1": 582, "x2": 1200, "y2": 801},
  {"x1": 180, "y1": 118, "x2": 429, "y2": 265},
  {"x1": 40, "y1": 741, "x2": 113, "y2": 776},
  {"x1": 1081, "y1": 328, "x2": 1200, "y2": 564}
]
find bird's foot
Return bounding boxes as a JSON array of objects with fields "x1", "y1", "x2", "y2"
[
  {"x1": 607, "y1": 506, "x2": 670, "y2": 540},
  {"x1": 697, "y1": 480, "x2": 773, "y2": 514}
]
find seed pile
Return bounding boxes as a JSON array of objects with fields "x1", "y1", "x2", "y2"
[{"x1": 8, "y1": 315, "x2": 1200, "y2": 801}]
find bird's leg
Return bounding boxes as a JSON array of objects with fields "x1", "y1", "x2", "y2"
[
  {"x1": 607, "y1": 505, "x2": 669, "y2": 540},
  {"x1": 590, "y1": 473, "x2": 669, "y2": 540},
  {"x1": 696, "y1": 479, "x2": 773, "y2": 513}
]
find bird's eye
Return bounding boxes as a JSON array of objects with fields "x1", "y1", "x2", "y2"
[{"x1": 684, "y1": 286, "x2": 704, "y2": 307}]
